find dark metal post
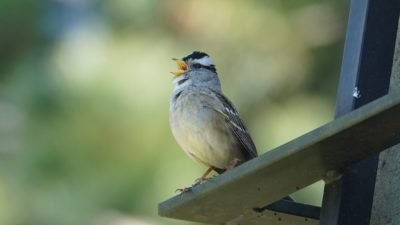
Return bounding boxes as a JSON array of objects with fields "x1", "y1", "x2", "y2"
[{"x1": 320, "y1": 0, "x2": 400, "y2": 225}]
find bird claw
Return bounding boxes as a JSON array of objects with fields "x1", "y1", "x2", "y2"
[
  {"x1": 175, "y1": 177, "x2": 211, "y2": 194},
  {"x1": 175, "y1": 186, "x2": 192, "y2": 193},
  {"x1": 194, "y1": 177, "x2": 211, "y2": 185}
]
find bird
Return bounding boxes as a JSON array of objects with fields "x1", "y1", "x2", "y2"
[{"x1": 169, "y1": 51, "x2": 258, "y2": 191}]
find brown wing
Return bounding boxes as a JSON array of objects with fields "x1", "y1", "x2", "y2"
[{"x1": 213, "y1": 91, "x2": 258, "y2": 159}]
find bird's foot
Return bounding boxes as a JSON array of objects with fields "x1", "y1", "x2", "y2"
[
  {"x1": 192, "y1": 167, "x2": 214, "y2": 186},
  {"x1": 175, "y1": 177, "x2": 212, "y2": 194},
  {"x1": 194, "y1": 176, "x2": 211, "y2": 185},
  {"x1": 175, "y1": 186, "x2": 192, "y2": 193},
  {"x1": 175, "y1": 167, "x2": 215, "y2": 194},
  {"x1": 175, "y1": 179, "x2": 207, "y2": 194}
]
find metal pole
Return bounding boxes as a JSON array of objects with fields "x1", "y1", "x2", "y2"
[{"x1": 320, "y1": 0, "x2": 400, "y2": 225}]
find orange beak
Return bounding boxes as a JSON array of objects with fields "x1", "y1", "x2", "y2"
[{"x1": 171, "y1": 58, "x2": 189, "y2": 76}]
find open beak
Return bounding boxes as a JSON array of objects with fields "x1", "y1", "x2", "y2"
[{"x1": 171, "y1": 58, "x2": 189, "y2": 76}]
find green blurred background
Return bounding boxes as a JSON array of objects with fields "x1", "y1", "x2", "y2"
[{"x1": 0, "y1": 0, "x2": 349, "y2": 225}]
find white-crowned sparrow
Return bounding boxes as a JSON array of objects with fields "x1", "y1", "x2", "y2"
[{"x1": 169, "y1": 51, "x2": 258, "y2": 187}]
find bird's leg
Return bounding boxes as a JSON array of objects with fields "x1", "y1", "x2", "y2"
[
  {"x1": 225, "y1": 158, "x2": 240, "y2": 171},
  {"x1": 193, "y1": 167, "x2": 213, "y2": 185},
  {"x1": 176, "y1": 167, "x2": 214, "y2": 194}
]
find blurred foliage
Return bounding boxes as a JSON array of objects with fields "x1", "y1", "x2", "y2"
[{"x1": 0, "y1": 0, "x2": 349, "y2": 225}]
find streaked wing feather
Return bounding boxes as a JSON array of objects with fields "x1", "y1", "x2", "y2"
[{"x1": 213, "y1": 91, "x2": 258, "y2": 159}]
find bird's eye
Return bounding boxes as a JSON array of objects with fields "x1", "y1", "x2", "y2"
[{"x1": 192, "y1": 63, "x2": 201, "y2": 69}]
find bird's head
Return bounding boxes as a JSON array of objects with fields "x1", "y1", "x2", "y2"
[
  {"x1": 171, "y1": 51, "x2": 217, "y2": 76},
  {"x1": 171, "y1": 51, "x2": 220, "y2": 92}
]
